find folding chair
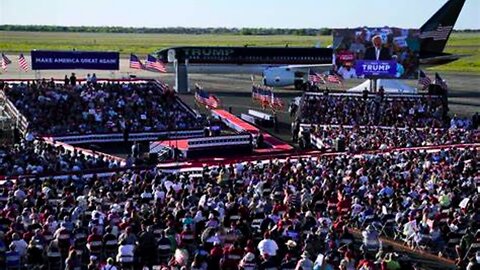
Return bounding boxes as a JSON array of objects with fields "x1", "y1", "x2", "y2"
[
  {"x1": 379, "y1": 215, "x2": 397, "y2": 238},
  {"x1": 361, "y1": 214, "x2": 378, "y2": 229},
  {"x1": 463, "y1": 240, "x2": 480, "y2": 262},
  {"x1": 414, "y1": 233, "x2": 432, "y2": 251},
  {"x1": 445, "y1": 237, "x2": 461, "y2": 258},
  {"x1": 47, "y1": 251, "x2": 62, "y2": 270}
]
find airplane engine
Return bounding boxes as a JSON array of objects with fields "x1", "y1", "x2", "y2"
[{"x1": 262, "y1": 67, "x2": 306, "y2": 89}]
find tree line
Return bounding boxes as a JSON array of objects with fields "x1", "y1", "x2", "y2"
[
  {"x1": 0, "y1": 25, "x2": 477, "y2": 35},
  {"x1": 0, "y1": 25, "x2": 332, "y2": 35}
]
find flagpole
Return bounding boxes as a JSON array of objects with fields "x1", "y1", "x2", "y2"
[{"x1": 17, "y1": 54, "x2": 21, "y2": 79}]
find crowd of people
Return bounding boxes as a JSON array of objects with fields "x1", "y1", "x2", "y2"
[
  {"x1": 0, "y1": 146, "x2": 478, "y2": 270},
  {"x1": 299, "y1": 94, "x2": 447, "y2": 128},
  {"x1": 0, "y1": 138, "x2": 124, "y2": 177},
  {"x1": 311, "y1": 125, "x2": 479, "y2": 153},
  {"x1": 2, "y1": 79, "x2": 201, "y2": 136}
]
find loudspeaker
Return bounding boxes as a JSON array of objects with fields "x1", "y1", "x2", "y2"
[{"x1": 335, "y1": 137, "x2": 345, "y2": 152}]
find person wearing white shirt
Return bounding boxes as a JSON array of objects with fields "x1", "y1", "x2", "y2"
[
  {"x1": 11, "y1": 233, "x2": 28, "y2": 257},
  {"x1": 257, "y1": 232, "x2": 278, "y2": 257},
  {"x1": 154, "y1": 186, "x2": 165, "y2": 204},
  {"x1": 117, "y1": 242, "x2": 135, "y2": 264},
  {"x1": 102, "y1": 257, "x2": 118, "y2": 270},
  {"x1": 338, "y1": 63, "x2": 357, "y2": 79}
]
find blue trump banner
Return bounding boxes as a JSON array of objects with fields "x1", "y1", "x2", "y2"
[
  {"x1": 355, "y1": 60, "x2": 397, "y2": 78},
  {"x1": 31, "y1": 51, "x2": 120, "y2": 70}
]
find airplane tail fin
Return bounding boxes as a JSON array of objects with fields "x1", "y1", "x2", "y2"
[{"x1": 419, "y1": 0, "x2": 465, "y2": 53}]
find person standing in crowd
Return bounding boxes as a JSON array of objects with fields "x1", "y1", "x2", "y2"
[
  {"x1": 349, "y1": 35, "x2": 366, "y2": 59},
  {"x1": 65, "y1": 250, "x2": 82, "y2": 270},
  {"x1": 338, "y1": 62, "x2": 357, "y2": 79},
  {"x1": 6, "y1": 243, "x2": 21, "y2": 269},
  {"x1": 102, "y1": 257, "x2": 118, "y2": 270},
  {"x1": 239, "y1": 252, "x2": 257, "y2": 270},
  {"x1": 87, "y1": 256, "x2": 99, "y2": 270},
  {"x1": 393, "y1": 55, "x2": 405, "y2": 78},
  {"x1": 257, "y1": 232, "x2": 278, "y2": 258},
  {"x1": 472, "y1": 112, "x2": 479, "y2": 129},
  {"x1": 91, "y1": 73, "x2": 97, "y2": 85},
  {"x1": 64, "y1": 75, "x2": 70, "y2": 86},
  {"x1": 139, "y1": 225, "x2": 157, "y2": 267},
  {"x1": 289, "y1": 101, "x2": 298, "y2": 118},
  {"x1": 364, "y1": 35, "x2": 391, "y2": 61},
  {"x1": 70, "y1": 72, "x2": 77, "y2": 86},
  {"x1": 362, "y1": 87, "x2": 369, "y2": 100},
  {"x1": 86, "y1": 73, "x2": 92, "y2": 85},
  {"x1": 132, "y1": 141, "x2": 140, "y2": 159},
  {"x1": 273, "y1": 112, "x2": 279, "y2": 133}
]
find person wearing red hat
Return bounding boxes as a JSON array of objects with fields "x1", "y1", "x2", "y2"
[
  {"x1": 87, "y1": 227, "x2": 103, "y2": 258},
  {"x1": 221, "y1": 241, "x2": 243, "y2": 270}
]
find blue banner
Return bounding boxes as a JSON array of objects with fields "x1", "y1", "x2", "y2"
[
  {"x1": 355, "y1": 60, "x2": 397, "y2": 78},
  {"x1": 31, "y1": 51, "x2": 120, "y2": 70}
]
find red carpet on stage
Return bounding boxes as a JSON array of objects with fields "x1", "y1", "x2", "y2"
[{"x1": 212, "y1": 109, "x2": 293, "y2": 152}]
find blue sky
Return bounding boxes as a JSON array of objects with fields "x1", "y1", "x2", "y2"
[{"x1": 1, "y1": 0, "x2": 478, "y2": 29}]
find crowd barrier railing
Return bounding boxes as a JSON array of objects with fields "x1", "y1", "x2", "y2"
[
  {"x1": 0, "y1": 90, "x2": 30, "y2": 134},
  {"x1": 175, "y1": 95, "x2": 201, "y2": 119},
  {"x1": 42, "y1": 137, "x2": 126, "y2": 165},
  {"x1": 187, "y1": 134, "x2": 252, "y2": 149},
  {"x1": 302, "y1": 91, "x2": 444, "y2": 99},
  {"x1": 1, "y1": 143, "x2": 479, "y2": 182},
  {"x1": 299, "y1": 123, "x2": 469, "y2": 132},
  {"x1": 0, "y1": 78, "x2": 154, "y2": 84},
  {"x1": 248, "y1": 109, "x2": 273, "y2": 121},
  {"x1": 150, "y1": 134, "x2": 253, "y2": 153},
  {"x1": 44, "y1": 129, "x2": 205, "y2": 145}
]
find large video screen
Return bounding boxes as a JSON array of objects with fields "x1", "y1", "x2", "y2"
[{"x1": 332, "y1": 27, "x2": 420, "y2": 79}]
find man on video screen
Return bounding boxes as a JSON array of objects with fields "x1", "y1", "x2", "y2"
[{"x1": 364, "y1": 35, "x2": 392, "y2": 61}]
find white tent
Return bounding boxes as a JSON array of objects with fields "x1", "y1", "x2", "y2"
[{"x1": 347, "y1": 79, "x2": 417, "y2": 94}]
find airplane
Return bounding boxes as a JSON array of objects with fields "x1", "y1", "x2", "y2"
[{"x1": 156, "y1": 0, "x2": 466, "y2": 90}]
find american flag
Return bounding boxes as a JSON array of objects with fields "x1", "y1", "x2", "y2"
[
  {"x1": 252, "y1": 85, "x2": 268, "y2": 103},
  {"x1": 327, "y1": 74, "x2": 343, "y2": 85},
  {"x1": 129, "y1": 54, "x2": 143, "y2": 69},
  {"x1": 270, "y1": 91, "x2": 284, "y2": 109},
  {"x1": 195, "y1": 89, "x2": 220, "y2": 109},
  {"x1": 420, "y1": 25, "x2": 453, "y2": 41},
  {"x1": 1, "y1": 53, "x2": 12, "y2": 71},
  {"x1": 157, "y1": 80, "x2": 170, "y2": 92},
  {"x1": 252, "y1": 85, "x2": 259, "y2": 100},
  {"x1": 308, "y1": 69, "x2": 325, "y2": 84},
  {"x1": 18, "y1": 54, "x2": 29, "y2": 71},
  {"x1": 434, "y1": 73, "x2": 448, "y2": 91},
  {"x1": 261, "y1": 88, "x2": 273, "y2": 103},
  {"x1": 145, "y1": 54, "x2": 167, "y2": 73},
  {"x1": 418, "y1": 70, "x2": 432, "y2": 90}
]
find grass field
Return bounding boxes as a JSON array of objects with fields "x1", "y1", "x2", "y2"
[{"x1": 0, "y1": 31, "x2": 478, "y2": 73}]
